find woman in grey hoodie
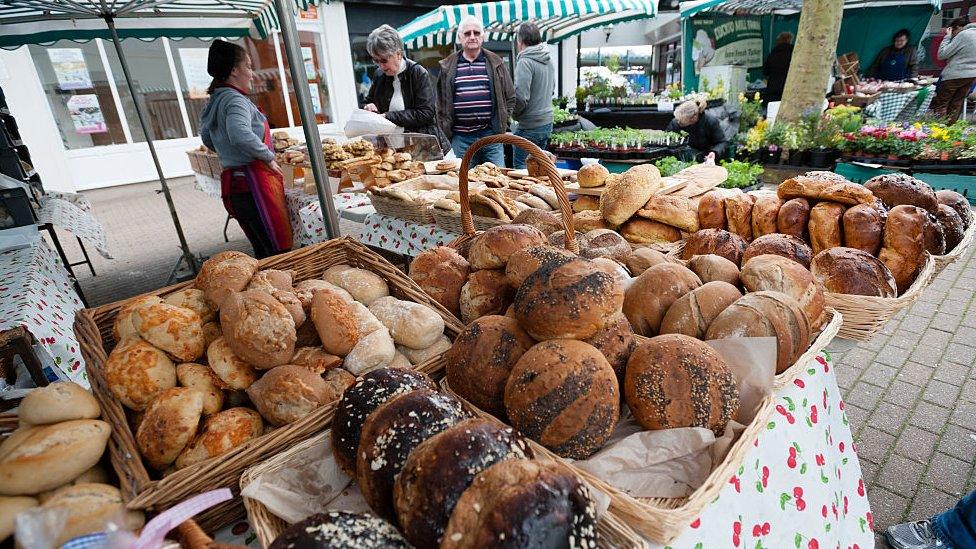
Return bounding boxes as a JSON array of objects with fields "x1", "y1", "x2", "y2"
[
  {"x1": 512, "y1": 22, "x2": 556, "y2": 169},
  {"x1": 199, "y1": 40, "x2": 291, "y2": 258},
  {"x1": 931, "y1": 17, "x2": 976, "y2": 123}
]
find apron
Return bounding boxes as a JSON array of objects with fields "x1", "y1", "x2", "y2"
[{"x1": 219, "y1": 115, "x2": 293, "y2": 254}]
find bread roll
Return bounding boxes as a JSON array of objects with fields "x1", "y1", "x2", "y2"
[
  {"x1": 620, "y1": 217, "x2": 682, "y2": 244},
  {"x1": 459, "y1": 269, "x2": 515, "y2": 324},
  {"x1": 842, "y1": 204, "x2": 884, "y2": 256},
  {"x1": 357, "y1": 390, "x2": 469, "y2": 520},
  {"x1": 624, "y1": 262, "x2": 702, "y2": 336},
  {"x1": 350, "y1": 300, "x2": 385, "y2": 336},
  {"x1": 637, "y1": 194, "x2": 699, "y2": 232},
  {"x1": 936, "y1": 189, "x2": 973, "y2": 229},
  {"x1": 442, "y1": 459, "x2": 597, "y2": 549},
  {"x1": 698, "y1": 189, "x2": 729, "y2": 230},
  {"x1": 409, "y1": 247, "x2": 470, "y2": 316},
  {"x1": 686, "y1": 254, "x2": 741, "y2": 286},
  {"x1": 398, "y1": 335, "x2": 452, "y2": 365},
  {"x1": 289, "y1": 347, "x2": 341, "y2": 374},
  {"x1": 581, "y1": 312, "x2": 636, "y2": 382},
  {"x1": 206, "y1": 337, "x2": 258, "y2": 390},
  {"x1": 573, "y1": 195, "x2": 601, "y2": 212},
  {"x1": 294, "y1": 279, "x2": 353, "y2": 311},
  {"x1": 345, "y1": 328, "x2": 396, "y2": 375},
  {"x1": 220, "y1": 290, "x2": 296, "y2": 369},
  {"x1": 548, "y1": 229, "x2": 590, "y2": 251},
  {"x1": 581, "y1": 228, "x2": 630, "y2": 261},
  {"x1": 445, "y1": 316, "x2": 535, "y2": 418},
  {"x1": 393, "y1": 419, "x2": 531, "y2": 548},
  {"x1": 105, "y1": 336, "x2": 177, "y2": 411},
  {"x1": 741, "y1": 254, "x2": 825, "y2": 329},
  {"x1": 40, "y1": 484, "x2": 144, "y2": 546},
  {"x1": 777, "y1": 197, "x2": 811, "y2": 241},
  {"x1": 600, "y1": 166, "x2": 663, "y2": 225},
  {"x1": 176, "y1": 363, "x2": 224, "y2": 415},
  {"x1": 660, "y1": 281, "x2": 742, "y2": 339},
  {"x1": 724, "y1": 192, "x2": 755, "y2": 242},
  {"x1": 369, "y1": 296, "x2": 445, "y2": 350},
  {"x1": 936, "y1": 203, "x2": 966, "y2": 252},
  {"x1": 247, "y1": 268, "x2": 294, "y2": 294},
  {"x1": 200, "y1": 321, "x2": 221, "y2": 350},
  {"x1": 131, "y1": 302, "x2": 205, "y2": 362},
  {"x1": 705, "y1": 291, "x2": 810, "y2": 373},
  {"x1": 778, "y1": 172, "x2": 875, "y2": 205},
  {"x1": 809, "y1": 202, "x2": 846, "y2": 256},
  {"x1": 19, "y1": 382, "x2": 99, "y2": 425},
  {"x1": 577, "y1": 163, "x2": 609, "y2": 187},
  {"x1": 625, "y1": 335, "x2": 738, "y2": 433},
  {"x1": 505, "y1": 246, "x2": 576, "y2": 288},
  {"x1": 112, "y1": 295, "x2": 162, "y2": 343},
  {"x1": 742, "y1": 233, "x2": 814, "y2": 268},
  {"x1": 513, "y1": 209, "x2": 563, "y2": 235},
  {"x1": 331, "y1": 368, "x2": 436, "y2": 475},
  {"x1": 811, "y1": 248, "x2": 897, "y2": 297},
  {"x1": 751, "y1": 192, "x2": 784, "y2": 238},
  {"x1": 247, "y1": 365, "x2": 353, "y2": 426},
  {"x1": 175, "y1": 407, "x2": 264, "y2": 469},
  {"x1": 0, "y1": 496, "x2": 37, "y2": 541},
  {"x1": 194, "y1": 250, "x2": 258, "y2": 308},
  {"x1": 269, "y1": 511, "x2": 410, "y2": 549},
  {"x1": 864, "y1": 173, "x2": 939, "y2": 212},
  {"x1": 879, "y1": 205, "x2": 928, "y2": 294},
  {"x1": 387, "y1": 351, "x2": 412, "y2": 369},
  {"x1": 681, "y1": 228, "x2": 748, "y2": 265},
  {"x1": 514, "y1": 258, "x2": 623, "y2": 340},
  {"x1": 468, "y1": 225, "x2": 548, "y2": 270},
  {"x1": 137, "y1": 387, "x2": 203, "y2": 470},
  {"x1": 573, "y1": 210, "x2": 613, "y2": 232},
  {"x1": 0, "y1": 420, "x2": 111, "y2": 495},
  {"x1": 624, "y1": 247, "x2": 668, "y2": 275},
  {"x1": 922, "y1": 210, "x2": 946, "y2": 255},
  {"x1": 164, "y1": 288, "x2": 217, "y2": 324},
  {"x1": 323, "y1": 265, "x2": 390, "y2": 305},
  {"x1": 505, "y1": 340, "x2": 619, "y2": 459}
]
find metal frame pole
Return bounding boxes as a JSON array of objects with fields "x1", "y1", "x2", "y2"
[
  {"x1": 273, "y1": 0, "x2": 341, "y2": 239},
  {"x1": 105, "y1": 16, "x2": 198, "y2": 274}
]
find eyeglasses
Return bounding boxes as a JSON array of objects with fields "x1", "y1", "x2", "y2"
[{"x1": 462, "y1": 30, "x2": 482, "y2": 37}]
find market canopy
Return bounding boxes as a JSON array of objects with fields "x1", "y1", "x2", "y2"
[
  {"x1": 398, "y1": 0, "x2": 658, "y2": 49},
  {"x1": 679, "y1": 0, "x2": 941, "y2": 18}
]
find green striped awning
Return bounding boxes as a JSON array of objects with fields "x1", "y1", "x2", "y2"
[
  {"x1": 0, "y1": 0, "x2": 315, "y2": 48},
  {"x1": 398, "y1": 0, "x2": 658, "y2": 49},
  {"x1": 679, "y1": 0, "x2": 941, "y2": 17}
]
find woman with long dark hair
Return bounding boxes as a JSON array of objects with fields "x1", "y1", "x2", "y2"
[{"x1": 200, "y1": 40, "x2": 291, "y2": 258}]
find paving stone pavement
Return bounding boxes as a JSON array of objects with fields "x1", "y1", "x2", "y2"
[{"x1": 51, "y1": 179, "x2": 975, "y2": 546}]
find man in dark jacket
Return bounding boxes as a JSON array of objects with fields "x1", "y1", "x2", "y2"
[
  {"x1": 666, "y1": 99, "x2": 727, "y2": 161},
  {"x1": 763, "y1": 32, "x2": 794, "y2": 102},
  {"x1": 436, "y1": 16, "x2": 515, "y2": 166},
  {"x1": 512, "y1": 22, "x2": 555, "y2": 169},
  {"x1": 868, "y1": 29, "x2": 918, "y2": 81},
  {"x1": 363, "y1": 24, "x2": 449, "y2": 154}
]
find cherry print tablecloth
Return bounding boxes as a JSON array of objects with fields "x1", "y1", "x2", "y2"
[
  {"x1": 358, "y1": 213, "x2": 459, "y2": 256},
  {"x1": 0, "y1": 235, "x2": 87, "y2": 386},
  {"x1": 37, "y1": 195, "x2": 113, "y2": 259},
  {"x1": 648, "y1": 350, "x2": 873, "y2": 549}
]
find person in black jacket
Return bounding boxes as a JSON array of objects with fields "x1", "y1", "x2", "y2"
[
  {"x1": 763, "y1": 32, "x2": 794, "y2": 102},
  {"x1": 868, "y1": 29, "x2": 918, "y2": 81},
  {"x1": 363, "y1": 25, "x2": 450, "y2": 153},
  {"x1": 666, "y1": 98, "x2": 727, "y2": 161}
]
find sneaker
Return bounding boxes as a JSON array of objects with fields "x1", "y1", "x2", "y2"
[{"x1": 885, "y1": 520, "x2": 945, "y2": 549}]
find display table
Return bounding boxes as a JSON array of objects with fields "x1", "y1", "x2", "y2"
[
  {"x1": 864, "y1": 86, "x2": 936, "y2": 123},
  {"x1": 359, "y1": 213, "x2": 458, "y2": 256},
  {"x1": 0, "y1": 232, "x2": 86, "y2": 385},
  {"x1": 36, "y1": 194, "x2": 113, "y2": 260}
]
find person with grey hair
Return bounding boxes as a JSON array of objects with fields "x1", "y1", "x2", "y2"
[
  {"x1": 363, "y1": 24, "x2": 449, "y2": 153},
  {"x1": 665, "y1": 98, "x2": 727, "y2": 161},
  {"x1": 511, "y1": 21, "x2": 555, "y2": 169},
  {"x1": 435, "y1": 15, "x2": 515, "y2": 166}
]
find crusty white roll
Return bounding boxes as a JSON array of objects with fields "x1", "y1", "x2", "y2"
[
  {"x1": 344, "y1": 328, "x2": 396, "y2": 375},
  {"x1": 368, "y1": 296, "x2": 445, "y2": 350},
  {"x1": 322, "y1": 265, "x2": 390, "y2": 305}
]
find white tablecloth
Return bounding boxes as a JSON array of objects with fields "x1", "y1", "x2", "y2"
[{"x1": 37, "y1": 195, "x2": 113, "y2": 259}]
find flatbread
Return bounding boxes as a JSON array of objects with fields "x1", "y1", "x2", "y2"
[
  {"x1": 667, "y1": 162, "x2": 728, "y2": 197},
  {"x1": 482, "y1": 188, "x2": 521, "y2": 220},
  {"x1": 470, "y1": 193, "x2": 510, "y2": 220},
  {"x1": 516, "y1": 194, "x2": 552, "y2": 210}
]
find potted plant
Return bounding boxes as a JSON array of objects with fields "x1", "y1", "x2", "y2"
[
  {"x1": 761, "y1": 123, "x2": 787, "y2": 164},
  {"x1": 719, "y1": 159, "x2": 765, "y2": 190}
]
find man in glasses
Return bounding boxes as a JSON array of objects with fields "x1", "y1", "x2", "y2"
[{"x1": 436, "y1": 16, "x2": 515, "y2": 166}]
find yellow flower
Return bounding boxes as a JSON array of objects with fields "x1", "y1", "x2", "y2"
[
  {"x1": 738, "y1": 92, "x2": 746, "y2": 102},
  {"x1": 754, "y1": 92, "x2": 760, "y2": 101}
]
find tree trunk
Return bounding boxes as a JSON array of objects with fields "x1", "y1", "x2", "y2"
[{"x1": 776, "y1": 0, "x2": 844, "y2": 123}]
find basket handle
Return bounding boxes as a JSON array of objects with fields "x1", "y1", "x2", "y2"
[{"x1": 458, "y1": 134, "x2": 578, "y2": 253}]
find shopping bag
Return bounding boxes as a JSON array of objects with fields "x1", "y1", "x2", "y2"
[{"x1": 344, "y1": 109, "x2": 401, "y2": 138}]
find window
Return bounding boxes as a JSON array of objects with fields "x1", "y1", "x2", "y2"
[
  {"x1": 28, "y1": 41, "x2": 129, "y2": 149},
  {"x1": 277, "y1": 31, "x2": 332, "y2": 124}
]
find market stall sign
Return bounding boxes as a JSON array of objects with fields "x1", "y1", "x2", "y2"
[{"x1": 690, "y1": 13, "x2": 763, "y2": 75}]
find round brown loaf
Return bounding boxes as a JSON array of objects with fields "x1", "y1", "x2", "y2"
[
  {"x1": 220, "y1": 290, "x2": 296, "y2": 370},
  {"x1": 459, "y1": 269, "x2": 515, "y2": 324},
  {"x1": 331, "y1": 368, "x2": 436, "y2": 475},
  {"x1": 409, "y1": 247, "x2": 470, "y2": 317},
  {"x1": 686, "y1": 254, "x2": 740, "y2": 287},
  {"x1": 922, "y1": 210, "x2": 946, "y2": 255},
  {"x1": 865, "y1": 173, "x2": 939, "y2": 212},
  {"x1": 681, "y1": 229, "x2": 748, "y2": 265},
  {"x1": 625, "y1": 334, "x2": 738, "y2": 433},
  {"x1": 441, "y1": 459, "x2": 597, "y2": 549},
  {"x1": 619, "y1": 217, "x2": 682, "y2": 244},
  {"x1": 741, "y1": 233, "x2": 814, "y2": 269},
  {"x1": 581, "y1": 229, "x2": 630, "y2": 261},
  {"x1": 810, "y1": 248, "x2": 897, "y2": 297},
  {"x1": 660, "y1": 281, "x2": 742, "y2": 339},
  {"x1": 393, "y1": 419, "x2": 532, "y2": 549},
  {"x1": 777, "y1": 197, "x2": 811, "y2": 241},
  {"x1": 936, "y1": 204, "x2": 966, "y2": 252},
  {"x1": 624, "y1": 247, "x2": 669, "y2": 275},
  {"x1": 268, "y1": 511, "x2": 410, "y2": 549},
  {"x1": 357, "y1": 389, "x2": 470, "y2": 521},
  {"x1": 936, "y1": 189, "x2": 972, "y2": 229},
  {"x1": 512, "y1": 209, "x2": 563, "y2": 235},
  {"x1": 841, "y1": 204, "x2": 885, "y2": 256},
  {"x1": 504, "y1": 340, "x2": 619, "y2": 459},
  {"x1": 468, "y1": 225, "x2": 548, "y2": 270},
  {"x1": 514, "y1": 258, "x2": 623, "y2": 340},
  {"x1": 582, "y1": 313, "x2": 636, "y2": 382},
  {"x1": 504, "y1": 246, "x2": 576, "y2": 288},
  {"x1": 247, "y1": 365, "x2": 353, "y2": 426},
  {"x1": 577, "y1": 163, "x2": 610, "y2": 188},
  {"x1": 705, "y1": 291, "x2": 810, "y2": 373},
  {"x1": 697, "y1": 190, "x2": 728, "y2": 230},
  {"x1": 623, "y1": 262, "x2": 702, "y2": 336},
  {"x1": 589, "y1": 257, "x2": 631, "y2": 287},
  {"x1": 445, "y1": 315, "x2": 535, "y2": 419},
  {"x1": 741, "y1": 254, "x2": 826, "y2": 329}
]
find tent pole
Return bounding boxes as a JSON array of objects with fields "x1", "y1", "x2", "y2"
[
  {"x1": 105, "y1": 16, "x2": 198, "y2": 275},
  {"x1": 273, "y1": 0, "x2": 341, "y2": 240}
]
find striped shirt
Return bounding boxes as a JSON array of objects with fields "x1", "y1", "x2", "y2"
[{"x1": 453, "y1": 51, "x2": 493, "y2": 134}]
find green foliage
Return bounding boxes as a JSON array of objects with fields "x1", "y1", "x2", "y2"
[
  {"x1": 719, "y1": 159, "x2": 764, "y2": 188},
  {"x1": 654, "y1": 156, "x2": 693, "y2": 177}
]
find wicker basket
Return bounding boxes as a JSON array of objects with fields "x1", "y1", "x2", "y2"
[
  {"x1": 368, "y1": 175, "x2": 458, "y2": 224},
  {"x1": 204, "y1": 153, "x2": 224, "y2": 180},
  {"x1": 437, "y1": 371, "x2": 775, "y2": 545},
  {"x1": 932, "y1": 221, "x2": 976, "y2": 277},
  {"x1": 240, "y1": 428, "x2": 644, "y2": 548},
  {"x1": 73, "y1": 237, "x2": 465, "y2": 532}
]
